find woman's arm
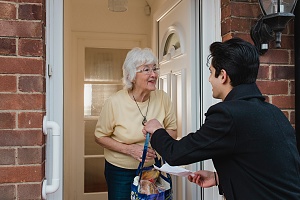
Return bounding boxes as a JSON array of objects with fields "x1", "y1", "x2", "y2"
[
  {"x1": 166, "y1": 129, "x2": 177, "y2": 139},
  {"x1": 94, "y1": 136, "x2": 156, "y2": 162}
]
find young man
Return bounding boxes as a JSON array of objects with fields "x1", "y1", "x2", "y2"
[{"x1": 143, "y1": 38, "x2": 300, "y2": 200}]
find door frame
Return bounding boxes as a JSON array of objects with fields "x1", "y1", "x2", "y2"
[
  {"x1": 45, "y1": 0, "x2": 64, "y2": 199},
  {"x1": 48, "y1": 0, "x2": 222, "y2": 199},
  {"x1": 64, "y1": 31, "x2": 147, "y2": 200},
  {"x1": 198, "y1": 0, "x2": 222, "y2": 199}
]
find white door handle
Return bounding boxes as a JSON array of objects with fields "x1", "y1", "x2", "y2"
[{"x1": 42, "y1": 116, "x2": 60, "y2": 199}]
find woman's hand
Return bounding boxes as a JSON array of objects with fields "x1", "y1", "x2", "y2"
[
  {"x1": 128, "y1": 144, "x2": 157, "y2": 162},
  {"x1": 142, "y1": 119, "x2": 163, "y2": 137},
  {"x1": 187, "y1": 170, "x2": 218, "y2": 188}
]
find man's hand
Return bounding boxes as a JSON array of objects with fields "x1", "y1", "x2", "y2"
[
  {"x1": 142, "y1": 119, "x2": 163, "y2": 136},
  {"x1": 188, "y1": 170, "x2": 218, "y2": 188}
]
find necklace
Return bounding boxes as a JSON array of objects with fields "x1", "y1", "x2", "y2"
[{"x1": 132, "y1": 93, "x2": 150, "y2": 126}]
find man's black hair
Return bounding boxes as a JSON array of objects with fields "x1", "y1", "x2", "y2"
[{"x1": 209, "y1": 37, "x2": 260, "y2": 87}]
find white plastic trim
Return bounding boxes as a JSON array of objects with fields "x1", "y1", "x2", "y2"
[{"x1": 42, "y1": 116, "x2": 61, "y2": 199}]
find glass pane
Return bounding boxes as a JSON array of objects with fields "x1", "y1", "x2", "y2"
[
  {"x1": 85, "y1": 119, "x2": 103, "y2": 155},
  {"x1": 163, "y1": 33, "x2": 181, "y2": 56},
  {"x1": 84, "y1": 84, "x2": 123, "y2": 116},
  {"x1": 261, "y1": 0, "x2": 296, "y2": 14},
  {"x1": 85, "y1": 48, "x2": 129, "y2": 81},
  {"x1": 84, "y1": 48, "x2": 128, "y2": 196},
  {"x1": 84, "y1": 157, "x2": 107, "y2": 193}
]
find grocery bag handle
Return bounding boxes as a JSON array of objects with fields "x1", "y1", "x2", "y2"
[{"x1": 137, "y1": 133, "x2": 150, "y2": 172}]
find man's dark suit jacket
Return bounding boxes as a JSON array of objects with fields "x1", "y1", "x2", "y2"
[{"x1": 151, "y1": 83, "x2": 300, "y2": 200}]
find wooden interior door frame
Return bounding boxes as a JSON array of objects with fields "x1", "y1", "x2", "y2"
[{"x1": 64, "y1": 32, "x2": 147, "y2": 200}]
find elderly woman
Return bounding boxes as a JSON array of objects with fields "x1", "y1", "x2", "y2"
[{"x1": 94, "y1": 47, "x2": 177, "y2": 200}]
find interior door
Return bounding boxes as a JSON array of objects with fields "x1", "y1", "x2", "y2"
[
  {"x1": 64, "y1": 32, "x2": 147, "y2": 200},
  {"x1": 83, "y1": 48, "x2": 128, "y2": 199}
]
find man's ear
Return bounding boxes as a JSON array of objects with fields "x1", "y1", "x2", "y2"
[{"x1": 220, "y1": 69, "x2": 229, "y2": 84}]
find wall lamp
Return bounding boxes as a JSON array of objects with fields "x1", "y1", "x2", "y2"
[
  {"x1": 251, "y1": 0, "x2": 298, "y2": 55},
  {"x1": 108, "y1": 0, "x2": 128, "y2": 12}
]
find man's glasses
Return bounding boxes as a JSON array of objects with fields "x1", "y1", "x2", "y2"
[{"x1": 136, "y1": 65, "x2": 160, "y2": 74}]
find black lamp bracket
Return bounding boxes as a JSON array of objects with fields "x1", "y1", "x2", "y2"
[
  {"x1": 251, "y1": 13, "x2": 295, "y2": 55},
  {"x1": 251, "y1": 15, "x2": 274, "y2": 55}
]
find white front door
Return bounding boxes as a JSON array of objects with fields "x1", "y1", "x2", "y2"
[
  {"x1": 152, "y1": 0, "x2": 222, "y2": 199},
  {"x1": 153, "y1": 0, "x2": 196, "y2": 199}
]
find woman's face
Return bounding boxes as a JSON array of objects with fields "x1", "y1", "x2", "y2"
[{"x1": 134, "y1": 64, "x2": 159, "y2": 92}]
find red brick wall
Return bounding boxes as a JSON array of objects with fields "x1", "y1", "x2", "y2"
[
  {"x1": 0, "y1": 0, "x2": 296, "y2": 199},
  {"x1": 0, "y1": 0, "x2": 46, "y2": 199},
  {"x1": 221, "y1": 0, "x2": 295, "y2": 126}
]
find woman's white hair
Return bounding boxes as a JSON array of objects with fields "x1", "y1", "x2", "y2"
[{"x1": 122, "y1": 47, "x2": 157, "y2": 90}]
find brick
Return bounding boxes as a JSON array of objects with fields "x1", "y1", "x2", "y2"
[
  {"x1": 221, "y1": 0, "x2": 230, "y2": 7},
  {"x1": 0, "y1": 37, "x2": 16, "y2": 55},
  {"x1": 221, "y1": 4, "x2": 231, "y2": 20},
  {"x1": 19, "y1": 0, "x2": 43, "y2": 3},
  {"x1": 19, "y1": 76, "x2": 44, "y2": 93},
  {"x1": 290, "y1": 111, "x2": 295, "y2": 124},
  {"x1": 0, "y1": 185, "x2": 16, "y2": 199},
  {"x1": 257, "y1": 65, "x2": 270, "y2": 80},
  {"x1": 0, "y1": 148, "x2": 15, "y2": 165},
  {"x1": 0, "y1": 57, "x2": 44, "y2": 75},
  {"x1": 0, "y1": 20, "x2": 42, "y2": 38},
  {"x1": 19, "y1": 4, "x2": 42, "y2": 20},
  {"x1": 0, "y1": 94, "x2": 45, "y2": 110},
  {"x1": 272, "y1": 66, "x2": 295, "y2": 80},
  {"x1": 291, "y1": 50, "x2": 295, "y2": 65},
  {"x1": 287, "y1": 20, "x2": 294, "y2": 34},
  {"x1": 17, "y1": 183, "x2": 42, "y2": 199},
  {"x1": 18, "y1": 38, "x2": 43, "y2": 57},
  {"x1": 260, "y1": 49, "x2": 290, "y2": 64},
  {"x1": 18, "y1": 147, "x2": 43, "y2": 164},
  {"x1": 221, "y1": 18, "x2": 232, "y2": 35},
  {"x1": 272, "y1": 96, "x2": 295, "y2": 109},
  {"x1": 0, "y1": 130, "x2": 44, "y2": 146},
  {"x1": 256, "y1": 80, "x2": 288, "y2": 95},
  {"x1": 0, "y1": 112, "x2": 16, "y2": 129},
  {"x1": 282, "y1": 111, "x2": 289, "y2": 120},
  {"x1": 231, "y1": 33, "x2": 253, "y2": 44},
  {"x1": 18, "y1": 112, "x2": 44, "y2": 128},
  {"x1": 264, "y1": 95, "x2": 270, "y2": 103},
  {"x1": 230, "y1": 17, "x2": 255, "y2": 33},
  {"x1": 0, "y1": 165, "x2": 44, "y2": 183},
  {"x1": 0, "y1": 2, "x2": 16, "y2": 20},
  {"x1": 0, "y1": 75, "x2": 17, "y2": 92},
  {"x1": 291, "y1": 81, "x2": 295, "y2": 94},
  {"x1": 231, "y1": 2, "x2": 260, "y2": 18},
  {"x1": 222, "y1": 33, "x2": 233, "y2": 42},
  {"x1": 268, "y1": 35, "x2": 294, "y2": 50}
]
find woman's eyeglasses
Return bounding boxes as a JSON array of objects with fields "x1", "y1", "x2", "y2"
[{"x1": 136, "y1": 65, "x2": 160, "y2": 74}]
